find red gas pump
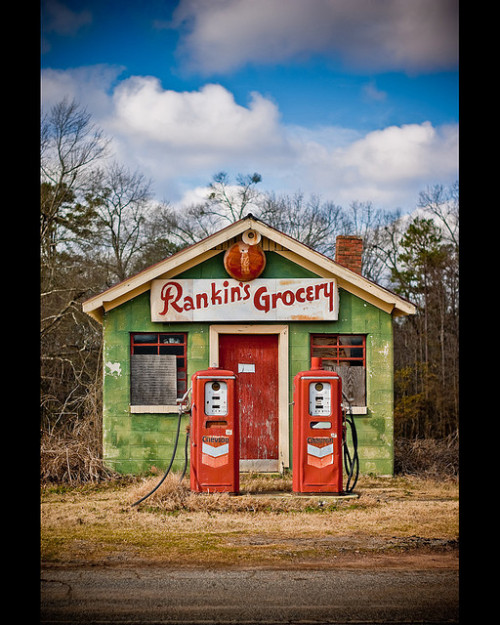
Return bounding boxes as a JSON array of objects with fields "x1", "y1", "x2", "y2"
[
  {"x1": 190, "y1": 367, "x2": 239, "y2": 494},
  {"x1": 292, "y1": 357, "x2": 343, "y2": 494}
]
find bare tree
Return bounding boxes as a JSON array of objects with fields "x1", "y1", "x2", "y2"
[
  {"x1": 86, "y1": 162, "x2": 157, "y2": 282},
  {"x1": 41, "y1": 98, "x2": 109, "y2": 272},
  {"x1": 172, "y1": 171, "x2": 263, "y2": 245},
  {"x1": 206, "y1": 171, "x2": 263, "y2": 221},
  {"x1": 257, "y1": 193, "x2": 403, "y2": 283},
  {"x1": 340, "y1": 201, "x2": 402, "y2": 283},
  {"x1": 258, "y1": 191, "x2": 346, "y2": 256},
  {"x1": 390, "y1": 214, "x2": 459, "y2": 438},
  {"x1": 130, "y1": 201, "x2": 182, "y2": 273},
  {"x1": 418, "y1": 182, "x2": 459, "y2": 250},
  {"x1": 41, "y1": 98, "x2": 109, "y2": 342},
  {"x1": 41, "y1": 99, "x2": 109, "y2": 480}
]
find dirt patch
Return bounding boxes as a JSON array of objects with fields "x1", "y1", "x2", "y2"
[{"x1": 231, "y1": 533, "x2": 458, "y2": 551}]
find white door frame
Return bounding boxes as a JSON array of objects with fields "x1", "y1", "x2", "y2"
[{"x1": 209, "y1": 324, "x2": 289, "y2": 471}]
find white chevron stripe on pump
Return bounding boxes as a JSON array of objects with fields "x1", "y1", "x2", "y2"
[
  {"x1": 202, "y1": 442, "x2": 229, "y2": 457},
  {"x1": 307, "y1": 443, "x2": 333, "y2": 458}
]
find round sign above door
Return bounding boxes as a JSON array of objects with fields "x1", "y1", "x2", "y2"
[{"x1": 223, "y1": 237, "x2": 266, "y2": 281}]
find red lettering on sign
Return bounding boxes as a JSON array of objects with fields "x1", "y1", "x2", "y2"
[
  {"x1": 295, "y1": 287, "x2": 306, "y2": 303},
  {"x1": 324, "y1": 280, "x2": 335, "y2": 312},
  {"x1": 196, "y1": 292, "x2": 209, "y2": 309},
  {"x1": 254, "y1": 286, "x2": 270, "y2": 312},
  {"x1": 159, "y1": 282, "x2": 184, "y2": 315},
  {"x1": 211, "y1": 282, "x2": 222, "y2": 305}
]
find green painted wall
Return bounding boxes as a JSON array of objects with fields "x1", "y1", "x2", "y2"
[{"x1": 102, "y1": 251, "x2": 394, "y2": 476}]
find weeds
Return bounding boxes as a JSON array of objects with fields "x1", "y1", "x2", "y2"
[
  {"x1": 127, "y1": 472, "x2": 364, "y2": 515},
  {"x1": 394, "y1": 433, "x2": 459, "y2": 478},
  {"x1": 40, "y1": 425, "x2": 119, "y2": 485},
  {"x1": 40, "y1": 434, "x2": 459, "y2": 486}
]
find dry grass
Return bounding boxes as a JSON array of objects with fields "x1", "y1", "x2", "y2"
[
  {"x1": 394, "y1": 434, "x2": 459, "y2": 478},
  {"x1": 40, "y1": 420, "x2": 117, "y2": 485},
  {"x1": 40, "y1": 435, "x2": 459, "y2": 568},
  {"x1": 41, "y1": 472, "x2": 458, "y2": 569},
  {"x1": 40, "y1": 439, "x2": 117, "y2": 484},
  {"x1": 129, "y1": 471, "x2": 305, "y2": 513}
]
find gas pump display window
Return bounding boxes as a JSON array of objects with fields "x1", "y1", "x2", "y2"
[
  {"x1": 309, "y1": 381, "x2": 332, "y2": 416},
  {"x1": 205, "y1": 381, "x2": 228, "y2": 416}
]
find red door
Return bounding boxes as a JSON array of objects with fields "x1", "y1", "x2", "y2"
[{"x1": 219, "y1": 334, "x2": 279, "y2": 470}]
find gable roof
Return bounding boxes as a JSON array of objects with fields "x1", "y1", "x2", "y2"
[{"x1": 82, "y1": 214, "x2": 416, "y2": 323}]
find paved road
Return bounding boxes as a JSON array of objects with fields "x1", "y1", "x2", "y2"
[{"x1": 41, "y1": 566, "x2": 458, "y2": 624}]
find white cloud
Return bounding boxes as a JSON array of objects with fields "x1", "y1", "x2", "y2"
[
  {"x1": 40, "y1": 67, "x2": 458, "y2": 211},
  {"x1": 41, "y1": 65, "x2": 125, "y2": 118},
  {"x1": 297, "y1": 122, "x2": 458, "y2": 207},
  {"x1": 338, "y1": 122, "x2": 458, "y2": 183},
  {"x1": 108, "y1": 77, "x2": 287, "y2": 155},
  {"x1": 171, "y1": 0, "x2": 458, "y2": 75},
  {"x1": 99, "y1": 76, "x2": 293, "y2": 200}
]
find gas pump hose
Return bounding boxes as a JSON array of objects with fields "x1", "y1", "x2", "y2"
[
  {"x1": 180, "y1": 426, "x2": 190, "y2": 482},
  {"x1": 342, "y1": 393, "x2": 359, "y2": 493},
  {"x1": 131, "y1": 388, "x2": 191, "y2": 507}
]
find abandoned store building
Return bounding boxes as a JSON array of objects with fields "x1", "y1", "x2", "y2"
[{"x1": 82, "y1": 215, "x2": 415, "y2": 477}]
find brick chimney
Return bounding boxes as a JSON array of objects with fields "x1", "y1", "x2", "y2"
[{"x1": 335, "y1": 235, "x2": 363, "y2": 274}]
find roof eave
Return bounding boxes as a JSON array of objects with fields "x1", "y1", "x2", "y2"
[{"x1": 82, "y1": 214, "x2": 416, "y2": 321}]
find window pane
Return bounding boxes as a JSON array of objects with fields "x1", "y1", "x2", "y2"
[
  {"x1": 338, "y1": 347, "x2": 363, "y2": 359},
  {"x1": 132, "y1": 334, "x2": 158, "y2": 344},
  {"x1": 339, "y1": 336, "x2": 363, "y2": 346},
  {"x1": 133, "y1": 345, "x2": 158, "y2": 355},
  {"x1": 312, "y1": 347, "x2": 338, "y2": 359},
  {"x1": 159, "y1": 334, "x2": 185, "y2": 345},
  {"x1": 312, "y1": 335, "x2": 337, "y2": 346},
  {"x1": 159, "y1": 345, "x2": 184, "y2": 356}
]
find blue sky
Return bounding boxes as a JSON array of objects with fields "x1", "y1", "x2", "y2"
[{"x1": 41, "y1": 0, "x2": 458, "y2": 213}]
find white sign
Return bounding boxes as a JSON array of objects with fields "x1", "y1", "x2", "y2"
[
  {"x1": 150, "y1": 278, "x2": 338, "y2": 322},
  {"x1": 238, "y1": 363, "x2": 255, "y2": 373}
]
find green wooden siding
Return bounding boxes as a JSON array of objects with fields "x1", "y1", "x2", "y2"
[{"x1": 102, "y1": 251, "x2": 394, "y2": 476}]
